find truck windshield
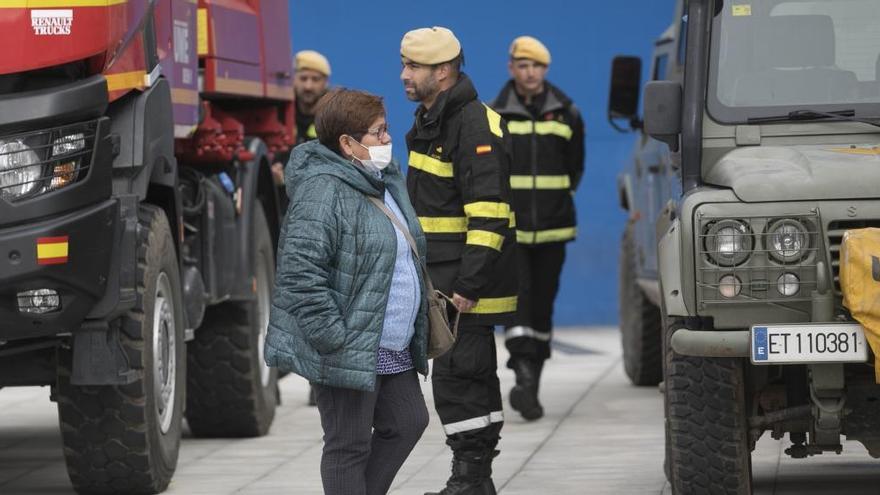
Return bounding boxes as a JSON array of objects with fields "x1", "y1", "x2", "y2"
[{"x1": 707, "y1": 0, "x2": 880, "y2": 123}]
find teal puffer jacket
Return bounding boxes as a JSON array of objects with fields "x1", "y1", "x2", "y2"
[{"x1": 265, "y1": 140, "x2": 429, "y2": 392}]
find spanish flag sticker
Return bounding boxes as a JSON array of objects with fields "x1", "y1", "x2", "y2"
[
  {"x1": 37, "y1": 236, "x2": 69, "y2": 265},
  {"x1": 476, "y1": 145, "x2": 492, "y2": 155}
]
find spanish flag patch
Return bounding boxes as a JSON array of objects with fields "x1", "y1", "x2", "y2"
[
  {"x1": 37, "y1": 236, "x2": 69, "y2": 265},
  {"x1": 476, "y1": 145, "x2": 492, "y2": 155}
]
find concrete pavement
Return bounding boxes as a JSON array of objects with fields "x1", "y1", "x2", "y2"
[{"x1": 3, "y1": 327, "x2": 880, "y2": 494}]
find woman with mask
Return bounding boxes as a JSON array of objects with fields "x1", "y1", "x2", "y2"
[{"x1": 265, "y1": 88, "x2": 430, "y2": 495}]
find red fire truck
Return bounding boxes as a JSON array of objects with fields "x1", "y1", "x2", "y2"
[{"x1": 0, "y1": 1, "x2": 294, "y2": 493}]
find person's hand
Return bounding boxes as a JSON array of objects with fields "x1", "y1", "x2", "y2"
[
  {"x1": 452, "y1": 293, "x2": 476, "y2": 312},
  {"x1": 271, "y1": 162, "x2": 284, "y2": 186}
]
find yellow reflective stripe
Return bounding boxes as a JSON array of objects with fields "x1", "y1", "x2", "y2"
[
  {"x1": 463, "y1": 201, "x2": 510, "y2": 219},
  {"x1": 510, "y1": 175, "x2": 571, "y2": 190},
  {"x1": 484, "y1": 104, "x2": 503, "y2": 138},
  {"x1": 306, "y1": 123, "x2": 317, "y2": 138},
  {"x1": 535, "y1": 121, "x2": 573, "y2": 139},
  {"x1": 419, "y1": 216, "x2": 467, "y2": 233},
  {"x1": 466, "y1": 230, "x2": 504, "y2": 251},
  {"x1": 517, "y1": 227, "x2": 577, "y2": 244},
  {"x1": 409, "y1": 151, "x2": 454, "y2": 178},
  {"x1": 509, "y1": 212, "x2": 516, "y2": 228},
  {"x1": 507, "y1": 121, "x2": 533, "y2": 134},
  {"x1": 105, "y1": 71, "x2": 146, "y2": 92},
  {"x1": 467, "y1": 295, "x2": 518, "y2": 314},
  {"x1": 505, "y1": 120, "x2": 573, "y2": 140}
]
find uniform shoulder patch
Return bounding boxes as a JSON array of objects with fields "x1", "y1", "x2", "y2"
[{"x1": 476, "y1": 144, "x2": 492, "y2": 155}]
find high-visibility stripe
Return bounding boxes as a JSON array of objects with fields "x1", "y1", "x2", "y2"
[
  {"x1": 510, "y1": 174, "x2": 571, "y2": 190},
  {"x1": 466, "y1": 230, "x2": 504, "y2": 251},
  {"x1": 105, "y1": 71, "x2": 146, "y2": 92},
  {"x1": 505, "y1": 325, "x2": 551, "y2": 342},
  {"x1": 506, "y1": 120, "x2": 573, "y2": 139},
  {"x1": 463, "y1": 201, "x2": 510, "y2": 219},
  {"x1": 306, "y1": 123, "x2": 317, "y2": 139},
  {"x1": 509, "y1": 212, "x2": 516, "y2": 228},
  {"x1": 484, "y1": 104, "x2": 504, "y2": 138},
  {"x1": 408, "y1": 151, "x2": 454, "y2": 178},
  {"x1": 467, "y1": 295, "x2": 517, "y2": 314},
  {"x1": 517, "y1": 227, "x2": 577, "y2": 244},
  {"x1": 419, "y1": 216, "x2": 467, "y2": 233},
  {"x1": 442, "y1": 410, "x2": 504, "y2": 435},
  {"x1": 0, "y1": 0, "x2": 126, "y2": 7}
]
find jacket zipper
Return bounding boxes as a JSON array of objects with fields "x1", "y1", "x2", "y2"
[{"x1": 530, "y1": 118, "x2": 538, "y2": 243}]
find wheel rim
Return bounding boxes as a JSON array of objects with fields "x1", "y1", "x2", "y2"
[
  {"x1": 153, "y1": 271, "x2": 177, "y2": 435},
  {"x1": 256, "y1": 251, "x2": 272, "y2": 388}
]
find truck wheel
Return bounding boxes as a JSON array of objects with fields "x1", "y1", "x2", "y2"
[
  {"x1": 185, "y1": 203, "x2": 278, "y2": 437},
  {"x1": 57, "y1": 205, "x2": 185, "y2": 494},
  {"x1": 666, "y1": 327, "x2": 752, "y2": 494},
  {"x1": 619, "y1": 224, "x2": 663, "y2": 386}
]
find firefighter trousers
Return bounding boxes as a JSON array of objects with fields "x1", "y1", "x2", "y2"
[
  {"x1": 505, "y1": 243, "x2": 567, "y2": 363},
  {"x1": 431, "y1": 324, "x2": 503, "y2": 452}
]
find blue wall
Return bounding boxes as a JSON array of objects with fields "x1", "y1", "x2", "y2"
[{"x1": 289, "y1": 1, "x2": 673, "y2": 325}]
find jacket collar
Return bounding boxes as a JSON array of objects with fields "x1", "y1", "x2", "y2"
[
  {"x1": 412, "y1": 73, "x2": 479, "y2": 140},
  {"x1": 286, "y1": 140, "x2": 390, "y2": 198},
  {"x1": 492, "y1": 79, "x2": 570, "y2": 119}
]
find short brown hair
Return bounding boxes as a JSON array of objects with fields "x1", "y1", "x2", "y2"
[{"x1": 314, "y1": 88, "x2": 385, "y2": 154}]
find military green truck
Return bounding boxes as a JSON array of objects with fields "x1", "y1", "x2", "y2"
[{"x1": 609, "y1": 0, "x2": 880, "y2": 492}]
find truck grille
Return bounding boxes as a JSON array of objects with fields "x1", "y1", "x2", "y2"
[
  {"x1": 697, "y1": 213, "x2": 821, "y2": 304},
  {"x1": 827, "y1": 219, "x2": 880, "y2": 294},
  {"x1": 0, "y1": 120, "x2": 97, "y2": 202}
]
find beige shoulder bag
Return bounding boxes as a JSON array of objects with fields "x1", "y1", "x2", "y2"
[{"x1": 368, "y1": 196, "x2": 459, "y2": 359}]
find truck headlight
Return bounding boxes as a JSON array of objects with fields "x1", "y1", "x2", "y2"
[
  {"x1": 0, "y1": 140, "x2": 42, "y2": 200},
  {"x1": 704, "y1": 219, "x2": 752, "y2": 266},
  {"x1": 768, "y1": 219, "x2": 809, "y2": 263}
]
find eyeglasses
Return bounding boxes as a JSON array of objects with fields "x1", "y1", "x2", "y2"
[{"x1": 365, "y1": 124, "x2": 389, "y2": 140}]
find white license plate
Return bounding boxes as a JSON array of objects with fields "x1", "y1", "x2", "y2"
[{"x1": 751, "y1": 324, "x2": 869, "y2": 364}]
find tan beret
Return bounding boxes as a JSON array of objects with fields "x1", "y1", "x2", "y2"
[
  {"x1": 295, "y1": 50, "x2": 331, "y2": 77},
  {"x1": 401, "y1": 26, "x2": 461, "y2": 65},
  {"x1": 510, "y1": 36, "x2": 551, "y2": 66}
]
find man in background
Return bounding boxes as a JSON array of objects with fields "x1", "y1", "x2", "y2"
[{"x1": 491, "y1": 36, "x2": 585, "y2": 421}]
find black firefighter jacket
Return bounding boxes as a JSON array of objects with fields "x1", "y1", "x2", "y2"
[
  {"x1": 491, "y1": 80, "x2": 585, "y2": 245},
  {"x1": 406, "y1": 73, "x2": 518, "y2": 326}
]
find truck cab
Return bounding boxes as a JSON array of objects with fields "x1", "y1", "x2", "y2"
[{"x1": 610, "y1": 0, "x2": 880, "y2": 492}]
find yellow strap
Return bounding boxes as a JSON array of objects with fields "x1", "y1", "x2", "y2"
[
  {"x1": 306, "y1": 123, "x2": 317, "y2": 139},
  {"x1": 463, "y1": 201, "x2": 510, "y2": 219},
  {"x1": 506, "y1": 120, "x2": 573, "y2": 140},
  {"x1": 419, "y1": 216, "x2": 467, "y2": 233},
  {"x1": 484, "y1": 104, "x2": 504, "y2": 138},
  {"x1": 517, "y1": 227, "x2": 577, "y2": 244},
  {"x1": 466, "y1": 230, "x2": 504, "y2": 251},
  {"x1": 409, "y1": 151, "x2": 454, "y2": 178},
  {"x1": 467, "y1": 295, "x2": 518, "y2": 314},
  {"x1": 510, "y1": 175, "x2": 571, "y2": 190}
]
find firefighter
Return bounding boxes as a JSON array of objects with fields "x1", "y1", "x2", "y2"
[
  {"x1": 490, "y1": 36, "x2": 584, "y2": 421},
  {"x1": 272, "y1": 49, "x2": 331, "y2": 406},
  {"x1": 400, "y1": 26, "x2": 518, "y2": 494},
  {"x1": 271, "y1": 50, "x2": 331, "y2": 186}
]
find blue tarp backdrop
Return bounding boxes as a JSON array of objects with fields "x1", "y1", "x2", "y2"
[{"x1": 289, "y1": 1, "x2": 673, "y2": 325}]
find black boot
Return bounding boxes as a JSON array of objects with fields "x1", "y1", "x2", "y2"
[
  {"x1": 425, "y1": 450, "x2": 499, "y2": 495},
  {"x1": 509, "y1": 358, "x2": 544, "y2": 420}
]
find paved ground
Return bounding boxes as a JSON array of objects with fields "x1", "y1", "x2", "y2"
[{"x1": 2, "y1": 327, "x2": 880, "y2": 494}]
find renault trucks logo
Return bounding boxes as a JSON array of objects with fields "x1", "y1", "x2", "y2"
[{"x1": 31, "y1": 10, "x2": 73, "y2": 36}]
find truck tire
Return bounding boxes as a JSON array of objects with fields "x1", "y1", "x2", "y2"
[
  {"x1": 57, "y1": 205, "x2": 186, "y2": 494},
  {"x1": 185, "y1": 203, "x2": 278, "y2": 437},
  {"x1": 666, "y1": 327, "x2": 752, "y2": 494},
  {"x1": 619, "y1": 224, "x2": 663, "y2": 386}
]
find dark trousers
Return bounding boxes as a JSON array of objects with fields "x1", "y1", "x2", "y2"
[
  {"x1": 313, "y1": 370, "x2": 429, "y2": 495},
  {"x1": 505, "y1": 243, "x2": 567, "y2": 362},
  {"x1": 432, "y1": 325, "x2": 503, "y2": 452}
]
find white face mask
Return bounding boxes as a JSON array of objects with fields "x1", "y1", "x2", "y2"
[{"x1": 351, "y1": 139, "x2": 393, "y2": 173}]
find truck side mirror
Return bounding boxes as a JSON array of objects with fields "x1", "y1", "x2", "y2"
[
  {"x1": 643, "y1": 80, "x2": 682, "y2": 152},
  {"x1": 607, "y1": 56, "x2": 643, "y2": 132}
]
